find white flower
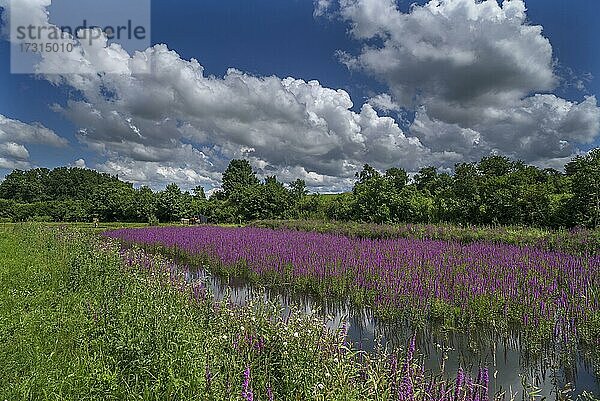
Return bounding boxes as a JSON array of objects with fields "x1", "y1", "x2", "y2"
[
  {"x1": 283, "y1": 341, "x2": 288, "y2": 347},
  {"x1": 317, "y1": 383, "x2": 324, "y2": 390},
  {"x1": 293, "y1": 332, "x2": 299, "y2": 338},
  {"x1": 333, "y1": 357, "x2": 339, "y2": 364},
  {"x1": 325, "y1": 372, "x2": 331, "y2": 379},
  {"x1": 240, "y1": 326, "x2": 245, "y2": 331}
]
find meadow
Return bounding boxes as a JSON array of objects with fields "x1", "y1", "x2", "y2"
[
  {"x1": 251, "y1": 220, "x2": 600, "y2": 255},
  {"x1": 0, "y1": 223, "x2": 496, "y2": 400},
  {"x1": 2, "y1": 223, "x2": 599, "y2": 399},
  {"x1": 104, "y1": 225, "x2": 600, "y2": 352}
]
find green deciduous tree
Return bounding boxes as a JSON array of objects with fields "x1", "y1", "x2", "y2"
[
  {"x1": 222, "y1": 160, "x2": 259, "y2": 198},
  {"x1": 1, "y1": 150, "x2": 599, "y2": 227},
  {"x1": 566, "y1": 149, "x2": 600, "y2": 227}
]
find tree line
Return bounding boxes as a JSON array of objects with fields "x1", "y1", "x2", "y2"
[{"x1": 1, "y1": 149, "x2": 599, "y2": 228}]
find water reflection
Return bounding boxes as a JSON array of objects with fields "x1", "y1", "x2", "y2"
[{"x1": 181, "y1": 264, "x2": 599, "y2": 399}]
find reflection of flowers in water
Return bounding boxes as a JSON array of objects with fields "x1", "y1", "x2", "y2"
[
  {"x1": 111, "y1": 239, "x2": 595, "y2": 399},
  {"x1": 105, "y1": 225, "x2": 599, "y2": 353}
]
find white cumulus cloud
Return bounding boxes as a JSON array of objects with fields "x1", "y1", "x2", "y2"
[
  {"x1": 327, "y1": 0, "x2": 600, "y2": 168},
  {"x1": 0, "y1": 114, "x2": 67, "y2": 170},
  {"x1": 1, "y1": 0, "x2": 599, "y2": 191}
]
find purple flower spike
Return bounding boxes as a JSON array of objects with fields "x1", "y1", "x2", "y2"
[{"x1": 242, "y1": 366, "x2": 254, "y2": 401}]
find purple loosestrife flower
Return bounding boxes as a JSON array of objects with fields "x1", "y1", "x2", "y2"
[
  {"x1": 465, "y1": 375, "x2": 473, "y2": 401},
  {"x1": 455, "y1": 367, "x2": 465, "y2": 401},
  {"x1": 105, "y1": 225, "x2": 600, "y2": 342},
  {"x1": 401, "y1": 373, "x2": 414, "y2": 401},
  {"x1": 242, "y1": 366, "x2": 253, "y2": 401},
  {"x1": 389, "y1": 354, "x2": 399, "y2": 397},
  {"x1": 481, "y1": 368, "x2": 489, "y2": 401},
  {"x1": 401, "y1": 335, "x2": 416, "y2": 387},
  {"x1": 407, "y1": 335, "x2": 416, "y2": 363},
  {"x1": 254, "y1": 336, "x2": 266, "y2": 353}
]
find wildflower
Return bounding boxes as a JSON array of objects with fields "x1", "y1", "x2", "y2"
[
  {"x1": 242, "y1": 366, "x2": 253, "y2": 401},
  {"x1": 481, "y1": 367, "x2": 489, "y2": 401},
  {"x1": 455, "y1": 367, "x2": 465, "y2": 400},
  {"x1": 406, "y1": 334, "x2": 416, "y2": 363}
]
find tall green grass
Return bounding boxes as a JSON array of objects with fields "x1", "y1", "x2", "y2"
[
  {"x1": 1, "y1": 225, "x2": 597, "y2": 400},
  {"x1": 0, "y1": 224, "x2": 408, "y2": 400}
]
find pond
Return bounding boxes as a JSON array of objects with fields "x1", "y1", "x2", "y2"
[{"x1": 175, "y1": 262, "x2": 600, "y2": 400}]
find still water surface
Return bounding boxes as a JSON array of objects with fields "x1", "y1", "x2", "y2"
[{"x1": 178, "y1": 262, "x2": 599, "y2": 400}]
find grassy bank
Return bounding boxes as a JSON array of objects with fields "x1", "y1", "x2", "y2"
[{"x1": 0, "y1": 224, "x2": 497, "y2": 400}]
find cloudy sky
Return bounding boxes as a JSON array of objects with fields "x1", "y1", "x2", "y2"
[{"x1": 0, "y1": 0, "x2": 599, "y2": 192}]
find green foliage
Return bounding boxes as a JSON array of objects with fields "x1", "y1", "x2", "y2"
[
  {"x1": 566, "y1": 149, "x2": 600, "y2": 227},
  {"x1": 133, "y1": 185, "x2": 157, "y2": 222},
  {"x1": 192, "y1": 185, "x2": 206, "y2": 200},
  {"x1": 325, "y1": 193, "x2": 355, "y2": 221},
  {"x1": 208, "y1": 161, "x2": 305, "y2": 223},
  {"x1": 9, "y1": 200, "x2": 91, "y2": 222},
  {"x1": 384, "y1": 167, "x2": 408, "y2": 191},
  {"x1": 221, "y1": 159, "x2": 260, "y2": 197},
  {"x1": 352, "y1": 164, "x2": 394, "y2": 223},
  {"x1": 289, "y1": 178, "x2": 308, "y2": 201},
  {"x1": 0, "y1": 224, "x2": 448, "y2": 400},
  {"x1": 155, "y1": 183, "x2": 185, "y2": 222},
  {"x1": 345, "y1": 155, "x2": 579, "y2": 227},
  {"x1": 0, "y1": 168, "x2": 48, "y2": 202},
  {"x1": 208, "y1": 199, "x2": 238, "y2": 224},
  {"x1": 0, "y1": 167, "x2": 210, "y2": 223},
  {"x1": 0, "y1": 199, "x2": 16, "y2": 218},
  {"x1": 0, "y1": 167, "x2": 122, "y2": 203},
  {"x1": 1, "y1": 149, "x2": 600, "y2": 227}
]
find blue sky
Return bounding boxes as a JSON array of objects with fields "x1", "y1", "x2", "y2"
[{"x1": 0, "y1": 0, "x2": 599, "y2": 191}]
